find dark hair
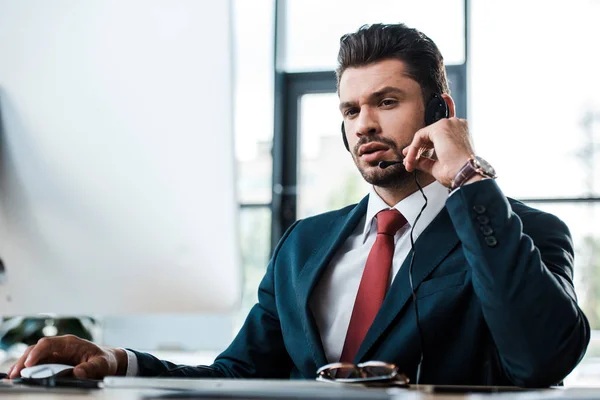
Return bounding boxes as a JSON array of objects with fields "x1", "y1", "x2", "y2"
[{"x1": 336, "y1": 23, "x2": 449, "y2": 99}]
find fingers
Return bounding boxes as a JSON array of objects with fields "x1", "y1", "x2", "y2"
[
  {"x1": 403, "y1": 118, "x2": 473, "y2": 180},
  {"x1": 412, "y1": 157, "x2": 436, "y2": 176},
  {"x1": 403, "y1": 129, "x2": 433, "y2": 172},
  {"x1": 73, "y1": 356, "x2": 112, "y2": 380},
  {"x1": 24, "y1": 335, "x2": 70, "y2": 367},
  {"x1": 8, "y1": 345, "x2": 35, "y2": 379}
]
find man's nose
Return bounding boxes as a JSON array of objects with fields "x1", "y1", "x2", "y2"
[{"x1": 355, "y1": 108, "x2": 381, "y2": 139}]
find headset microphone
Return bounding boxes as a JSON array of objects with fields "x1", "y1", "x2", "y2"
[{"x1": 378, "y1": 160, "x2": 403, "y2": 169}]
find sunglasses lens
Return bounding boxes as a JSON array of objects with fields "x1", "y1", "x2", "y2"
[
  {"x1": 361, "y1": 365, "x2": 396, "y2": 378},
  {"x1": 324, "y1": 366, "x2": 362, "y2": 380}
]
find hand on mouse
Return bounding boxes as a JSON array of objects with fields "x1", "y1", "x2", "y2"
[{"x1": 7, "y1": 334, "x2": 127, "y2": 380}]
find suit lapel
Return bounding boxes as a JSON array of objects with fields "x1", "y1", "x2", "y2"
[
  {"x1": 295, "y1": 196, "x2": 369, "y2": 369},
  {"x1": 354, "y1": 206, "x2": 460, "y2": 362}
]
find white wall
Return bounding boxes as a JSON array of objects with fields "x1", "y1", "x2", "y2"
[{"x1": 0, "y1": 0, "x2": 239, "y2": 349}]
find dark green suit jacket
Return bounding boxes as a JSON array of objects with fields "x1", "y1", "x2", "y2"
[{"x1": 132, "y1": 180, "x2": 590, "y2": 387}]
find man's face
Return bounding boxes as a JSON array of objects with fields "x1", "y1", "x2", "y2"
[{"x1": 339, "y1": 59, "x2": 425, "y2": 188}]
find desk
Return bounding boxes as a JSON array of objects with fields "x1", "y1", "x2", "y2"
[{"x1": 1, "y1": 379, "x2": 600, "y2": 400}]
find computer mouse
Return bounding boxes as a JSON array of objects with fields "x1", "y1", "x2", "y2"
[{"x1": 20, "y1": 364, "x2": 74, "y2": 379}]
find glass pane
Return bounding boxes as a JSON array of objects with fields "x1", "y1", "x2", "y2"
[
  {"x1": 297, "y1": 93, "x2": 370, "y2": 219},
  {"x1": 523, "y1": 202, "x2": 600, "y2": 386},
  {"x1": 280, "y1": 0, "x2": 465, "y2": 72},
  {"x1": 234, "y1": 0, "x2": 274, "y2": 203},
  {"x1": 471, "y1": 1, "x2": 600, "y2": 199},
  {"x1": 238, "y1": 206, "x2": 272, "y2": 315}
]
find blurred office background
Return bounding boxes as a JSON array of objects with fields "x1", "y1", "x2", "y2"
[{"x1": 2, "y1": 0, "x2": 600, "y2": 386}]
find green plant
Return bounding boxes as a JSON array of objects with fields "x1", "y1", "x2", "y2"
[{"x1": 0, "y1": 317, "x2": 95, "y2": 350}]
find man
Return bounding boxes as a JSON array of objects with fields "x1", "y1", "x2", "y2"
[{"x1": 8, "y1": 23, "x2": 590, "y2": 387}]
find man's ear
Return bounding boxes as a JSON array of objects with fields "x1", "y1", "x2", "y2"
[{"x1": 441, "y1": 94, "x2": 456, "y2": 118}]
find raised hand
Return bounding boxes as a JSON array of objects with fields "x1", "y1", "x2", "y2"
[{"x1": 402, "y1": 117, "x2": 479, "y2": 188}]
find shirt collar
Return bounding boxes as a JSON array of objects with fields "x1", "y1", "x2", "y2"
[{"x1": 362, "y1": 181, "x2": 449, "y2": 243}]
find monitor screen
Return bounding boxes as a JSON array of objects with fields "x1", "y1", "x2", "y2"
[{"x1": 0, "y1": 0, "x2": 241, "y2": 316}]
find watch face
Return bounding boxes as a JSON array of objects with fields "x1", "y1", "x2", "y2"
[{"x1": 474, "y1": 156, "x2": 497, "y2": 178}]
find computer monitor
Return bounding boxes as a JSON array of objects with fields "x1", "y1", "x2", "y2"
[{"x1": 0, "y1": 1, "x2": 241, "y2": 316}]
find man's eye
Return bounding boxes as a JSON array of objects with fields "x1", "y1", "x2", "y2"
[
  {"x1": 344, "y1": 108, "x2": 358, "y2": 117},
  {"x1": 380, "y1": 99, "x2": 397, "y2": 107}
]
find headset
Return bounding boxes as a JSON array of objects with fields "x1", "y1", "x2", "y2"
[{"x1": 341, "y1": 93, "x2": 449, "y2": 151}]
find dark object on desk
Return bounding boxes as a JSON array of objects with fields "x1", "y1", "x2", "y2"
[
  {"x1": 316, "y1": 361, "x2": 408, "y2": 388},
  {"x1": 13, "y1": 376, "x2": 102, "y2": 389},
  {"x1": 0, "y1": 378, "x2": 92, "y2": 394},
  {"x1": 0, "y1": 373, "x2": 8, "y2": 379},
  {"x1": 426, "y1": 385, "x2": 539, "y2": 393}
]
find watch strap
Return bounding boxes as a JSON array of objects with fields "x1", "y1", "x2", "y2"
[{"x1": 450, "y1": 158, "x2": 478, "y2": 191}]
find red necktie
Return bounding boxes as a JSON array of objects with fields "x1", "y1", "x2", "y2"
[{"x1": 340, "y1": 209, "x2": 407, "y2": 362}]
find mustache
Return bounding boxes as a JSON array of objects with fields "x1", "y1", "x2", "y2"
[{"x1": 353, "y1": 137, "x2": 400, "y2": 156}]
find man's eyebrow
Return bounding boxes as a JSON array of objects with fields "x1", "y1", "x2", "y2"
[
  {"x1": 371, "y1": 86, "x2": 407, "y2": 98},
  {"x1": 339, "y1": 100, "x2": 356, "y2": 111},
  {"x1": 339, "y1": 87, "x2": 407, "y2": 111}
]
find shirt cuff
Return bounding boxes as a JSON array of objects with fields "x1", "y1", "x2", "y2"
[
  {"x1": 122, "y1": 349, "x2": 139, "y2": 377},
  {"x1": 448, "y1": 177, "x2": 489, "y2": 197}
]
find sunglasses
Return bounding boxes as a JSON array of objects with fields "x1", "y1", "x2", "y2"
[{"x1": 316, "y1": 361, "x2": 409, "y2": 387}]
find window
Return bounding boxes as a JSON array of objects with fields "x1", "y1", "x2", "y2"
[
  {"x1": 238, "y1": 208, "x2": 272, "y2": 310},
  {"x1": 235, "y1": 0, "x2": 275, "y2": 205},
  {"x1": 234, "y1": 0, "x2": 275, "y2": 316},
  {"x1": 297, "y1": 93, "x2": 368, "y2": 218},
  {"x1": 470, "y1": 1, "x2": 600, "y2": 199},
  {"x1": 279, "y1": 0, "x2": 465, "y2": 72}
]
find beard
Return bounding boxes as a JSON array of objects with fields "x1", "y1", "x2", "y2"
[{"x1": 352, "y1": 137, "x2": 413, "y2": 188}]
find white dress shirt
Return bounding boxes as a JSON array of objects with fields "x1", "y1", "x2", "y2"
[
  {"x1": 124, "y1": 181, "x2": 450, "y2": 374},
  {"x1": 309, "y1": 181, "x2": 449, "y2": 363}
]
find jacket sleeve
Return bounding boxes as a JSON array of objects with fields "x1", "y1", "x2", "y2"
[
  {"x1": 446, "y1": 179, "x2": 590, "y2": 387},
  {"x1": 129, "y1": 222, "x2": 299, "y2": 378}
]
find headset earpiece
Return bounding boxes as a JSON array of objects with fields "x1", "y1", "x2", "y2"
[
  {"x1": 341, "y1": 122, "x2": 350, "y2": 152},
  {"x1": 424, "y1": 93, "x2": 449, "y2": 126}
]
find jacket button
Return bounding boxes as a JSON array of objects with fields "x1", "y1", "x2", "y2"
[
  {"x1": 477, "y1": 215, "x2": 490, "y2": 224},
  {"x1": 480, "y1": 225, "x2": 494, "y2": 236},
  {"x1": 473, "y1": 205, "x2": 486, "y2": 214},
  {"x1": 485, "y1": 236, "x2": 498, "y2": 247}
]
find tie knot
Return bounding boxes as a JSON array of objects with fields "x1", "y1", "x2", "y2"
[{"x1": 376, "y1": 209, "x2": 407, "y2": 236}]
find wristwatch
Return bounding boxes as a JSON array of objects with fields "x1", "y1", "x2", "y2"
[{"x1": 450, "y1": 155, "x2": 497, "y2": 191}]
